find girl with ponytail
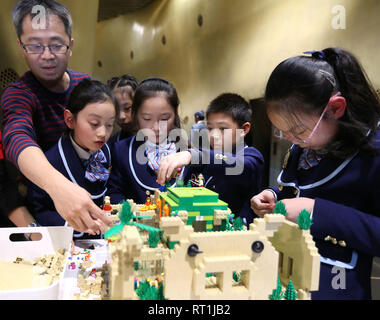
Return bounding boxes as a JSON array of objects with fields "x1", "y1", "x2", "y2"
[{"x1": 251, "y1": 48, "x2": 380, "y2": 299}]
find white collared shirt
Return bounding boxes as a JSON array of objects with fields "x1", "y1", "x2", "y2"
[{"x1": 69, "y1": 133, "x2": 94, "y2": 161}]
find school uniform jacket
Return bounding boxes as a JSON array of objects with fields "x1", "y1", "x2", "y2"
[
  {"x1": 28, "y1": 133, "x2": 111, "y2": 233},
  {"x1": 273, "y1": 129, "x2": 380, "y2": 299},
  {"x1": 188, "y1": 146, "x2": 265, "y2": 225},
  {"x1": 108, "y1": 135, "x2": 188, "y2": 205}
]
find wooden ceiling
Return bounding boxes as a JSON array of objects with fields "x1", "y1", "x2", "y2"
[{"x1": 98, "y1": 0, "x2": 156, "y2": 21}]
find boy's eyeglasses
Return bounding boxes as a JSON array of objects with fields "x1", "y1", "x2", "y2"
[
  {"x1": 273, "y1": 92, "x2": 341, "y2": 144},
  {"x1": 20, "y1": 41, "x2": 70, "y2": 54}
]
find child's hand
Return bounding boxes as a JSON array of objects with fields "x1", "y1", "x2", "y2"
[
  {"x1": 157, "y1": 151, "x2": 192, "y2": 185},
  {"x1": 250, "y1": 190, "x2": 277, "y2": 217},
  {"x1": 51, "y1": 178, "x2": 113, "y2": 235}
]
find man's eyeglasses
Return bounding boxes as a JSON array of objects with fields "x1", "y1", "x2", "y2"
[
  {"x1": 273, "y1": 92, "x2": 341, "y2": 144},
  {"x1": 20, "y1": 41, "x2": 70, "y2": 54}
]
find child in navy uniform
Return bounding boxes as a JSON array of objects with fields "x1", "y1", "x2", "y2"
[
  {"x1": 107, "y1": 77, "x2": 187, "y2": 204},
  {"x1": 27, "y1": 79, "x2": 117, "y2": 238},
  {"x1": 107, "y1": 74, "x2": 139, "y2": 143},
  {"x1": 251, "y1": 48, "x2": 380, "y2": 299},
  {"x1": 157, "y1": 93, "x2": 265, "y2": 225}
]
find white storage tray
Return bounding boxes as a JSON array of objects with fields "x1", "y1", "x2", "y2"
[{"x1": 0, "y1": 226, "x2": 73, "y2": 300}]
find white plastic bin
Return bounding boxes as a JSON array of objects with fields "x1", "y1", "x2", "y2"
[{"x1": 0, "y1": 226, "x2": 73, "y2": 300}]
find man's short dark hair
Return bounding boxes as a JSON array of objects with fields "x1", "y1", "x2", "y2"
[
  {"x1": 206, "y1": 93, "x2": 252, "y2": 127},
  {"x1": 12, "y1": 0, "x2": 73, "y2": 39}
]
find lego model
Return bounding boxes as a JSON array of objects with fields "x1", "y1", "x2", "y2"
[
  {"x1": 103, "y1": 189, "x2": 320, "y2": 300},
  {"x1": 159, "y1": 187, "x2": 231, "y2": 232}
]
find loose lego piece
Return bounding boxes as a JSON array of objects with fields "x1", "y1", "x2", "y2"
[{"x1": 0, "y1": 249, "x2": 67, "y2": 291}]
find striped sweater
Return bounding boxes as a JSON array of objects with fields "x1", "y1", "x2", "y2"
[{"x1": 1, "y1": 69, "x2": 90, "y2": 166}]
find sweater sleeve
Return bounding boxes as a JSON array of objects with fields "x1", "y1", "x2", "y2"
[{"x1": 1, "y1": 86, "x2": 40, "y2": 167}]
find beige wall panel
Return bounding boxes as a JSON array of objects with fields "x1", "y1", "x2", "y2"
[{"x1": 93, "y1": 0, "x2": 380, "y2": 133}]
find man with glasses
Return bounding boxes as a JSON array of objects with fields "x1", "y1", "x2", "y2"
[{"x1": 1, "y1": 0, "x2": 112, "y2": 235}]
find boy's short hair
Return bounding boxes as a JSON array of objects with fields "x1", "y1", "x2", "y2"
[{"x1": 206, "y1": 93, "x2": 252, "y2": 127}]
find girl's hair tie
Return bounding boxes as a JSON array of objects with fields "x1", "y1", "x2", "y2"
[{"x1": 303, "y1": 50, "x2": 326, "y2": 60}]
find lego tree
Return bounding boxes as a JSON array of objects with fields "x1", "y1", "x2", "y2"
[
  {"x1": 284, "y1": 280, "x2": 298, "y2": 300},
  {"x1": 297, "y1": 209, "x2": 313, "y2": 230},
  {"x1": 119, "y1": 200, "x2": 133, "y2": 223},
  {"x1": 148, "y1": 230, "x2": 161, "y2": 248},
  {"x1": 136, "y1": 280, "x2": 166, "y2": 300},
  {"x1": 269, "y1": 276, "x2": 284, "y2": 300},
  {"x1": 220, "y1": 215, "x2": 235, "y2": 231},
  {"x1": 104, "y1": 200, "x2": 162, "y2": 241},
  {"x1": 274, "y1": 201, "x2": 287, "y2": 216},
  {"x1": 176, "y1": 179, "x2": 184, "y2": 187},
  {"x1": 232, "y1": 217, "x2": 244, "y2": 231},
  {"x1": 157, "y1": 282, "x2": 166, "y2": 300},
  {"x1": 186, "y1": 180, "x2": 192, "y2": 188}
]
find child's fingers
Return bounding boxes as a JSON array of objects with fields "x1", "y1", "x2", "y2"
[
  {"x1": 250, "y1": 194, "x2": 274, "y2": 217},
  {"x1": 166, "y1": 163, "x2": 179, "y2": 181},
  {"x1": 157, "y1": 162, "x2": 169, "y2": 185}
]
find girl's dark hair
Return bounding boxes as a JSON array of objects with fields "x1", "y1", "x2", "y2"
[
  {"x1": 107, "y1": 74, "x2": 139, "y2": 91},
  {"x1": 265, "y1": 47, "x2": 380, "y2": 158},
  {"x1": 132, "y1": 77, "x2": 181, "y2": 129},
  {"x1": 67, "y1": 78, "x2": 118, "y2": 120}
]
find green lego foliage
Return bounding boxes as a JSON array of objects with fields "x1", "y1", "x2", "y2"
[
  {"x1": 119, "y1": 200, "x2": 133, "y2": 224},
  {"x1": 186, "y1": 180, "x2": 192, "y2": 188},
  {"x1": 176, "y1": 179, "x2": 184, "y2": 187},
  {"x1": 167, "y1": 241, "x2": 179, "y2": 249},
  {"x1": 219, "y1": 219, "x2": 227, "y2": 231},
  {"x1": 274, "y1": 201, "x2": 287, "y2": 216},
  {"x1": 136, "y1": 281, "x2": 156, "y2": 300},
  {"x1": 269, "y1": 276, "x2": 284, "y2": 300},
  {"x1": 284, "y1": 280, "x2": 298, "y2": 300},
  {"x1": 133, "y1": 261, "x2": 140, "y2": 271},
  {"x1": 232, "y1": 217, "x2": 244, "y2": 231},
  {"x1": 233, "y1": 271, "x2": 241, "y2": 283},
  {"x1": 297, "y1": 209, "x2": 313, "y2": 230},
  {"x1": 157, "y1": 282, "x2": 166, "y2": 300},
  {"x1": 104, "y1": 223, "x2": 124, "y2": 239},
  {"x1": 148, "y1": 230, "x2": 161, "y2": 248},
  {"x1": 136, "y1": 280, "x2": 166, "y2": 300},
  {"x1": 104, "y1": 201, "x2": 162, "y2": 241}
]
